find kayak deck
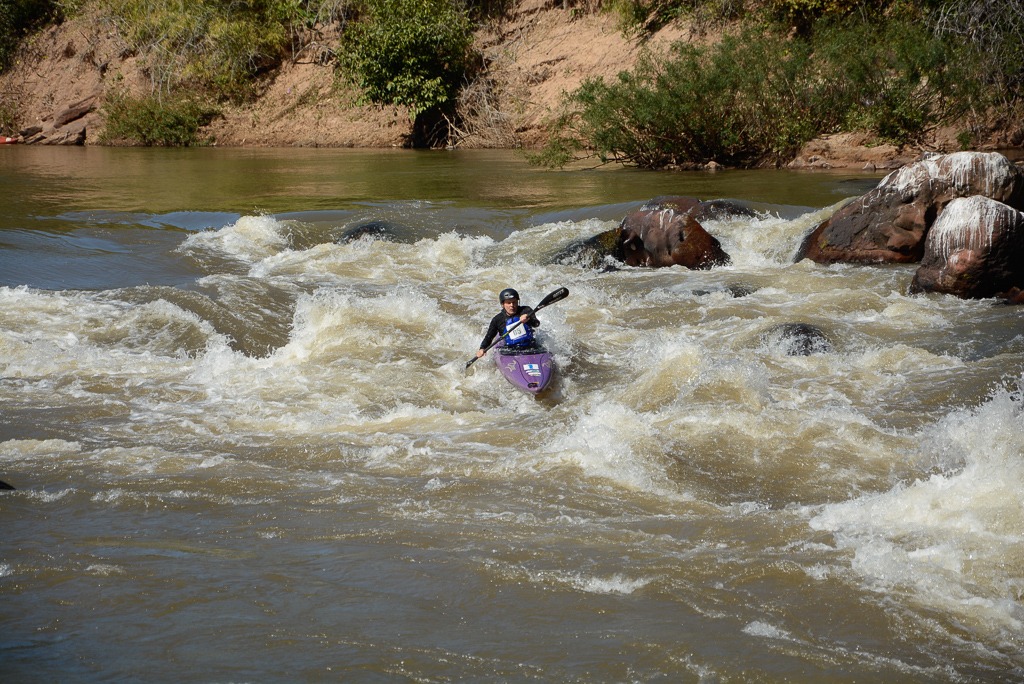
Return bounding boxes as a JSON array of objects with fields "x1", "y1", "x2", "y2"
[{"x1": 495, "y1": 344, "x2": 554, "y2": 394}]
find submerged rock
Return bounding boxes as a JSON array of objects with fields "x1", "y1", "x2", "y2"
[
  {"x1": 725, "y1": 283, "x2": 759, "y2": 298},
  {"x1": 692, "y1": 283, "x2": 759, "y2": 298},
  {"x1": 549, "y1": 227, "x2": 620, "y2": 269},
  {"x1": 619, "y1": 207, "x2": 731, "y2": 269},
  {"x1": 761, "y1": 323, "x2": 833, "y2": 356},
  {"x1": 620, "y1": 196, "x2": 748, "y2": 269},
  {"x1": 337, "y1": 220, "x2": 417, "y2": 244},
  {"x1": 683, "y1": 197, "x2": 758, "y2": 222}
]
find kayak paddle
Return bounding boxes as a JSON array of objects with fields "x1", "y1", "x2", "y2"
[{"x1": 465, "y1": 286, "x2": 569, "y2": 369}]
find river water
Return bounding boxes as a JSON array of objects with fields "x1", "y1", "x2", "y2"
[{"x1": 2, "y1": 146, "x2": 1022, "y2": 682}]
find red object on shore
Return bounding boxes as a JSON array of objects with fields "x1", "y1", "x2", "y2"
[{"x1": 0, "y1": 136, "x2": 19, "y2": 144}]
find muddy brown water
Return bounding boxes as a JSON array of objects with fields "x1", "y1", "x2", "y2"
[{"x1": 2, "y1": 146, "x2": 1022, "y2": 682}]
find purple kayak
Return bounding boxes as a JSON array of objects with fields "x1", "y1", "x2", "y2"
[{"x1": 494, "y1": 343, "x2": 555, "y2": 394}]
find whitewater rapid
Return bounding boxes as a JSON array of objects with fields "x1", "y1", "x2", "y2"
[{"x1": 3, "y1": 189, "x2": 1022, "y2": 681}]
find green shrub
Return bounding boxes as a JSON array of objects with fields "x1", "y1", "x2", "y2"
[
  {"x1": 605, "y1": 0, "x2": 685, "y2": 33},
  {"x1": 100, "y1": 89, "x2": 218, "y2": 146},
  {"x1": 604, "y1": 0, "x2": 745, "y2": 35},
  {"x1": 538, "y1": 28, "x2": 824, "y2": 168},
  {"x1": 537, "y1": 13, "x2": 986, "y2": 168},
  {"x1": 768, "y1": 0, "x2": 901, "y2": 34},
  {"x1": 340, "y1": 0, "x2": 474, "y2": 118},
  {"x1": 930, "y1": 0, "x2": 1024, "y2": 104},
  {"x1": 191, "y1": 7, "x2": 286, "y2": 98},
  {"x1": 811, "y1": 17, "x2": 980, "y2": 143},
  {"x1": 108, "y1": 0, "x2": 299, "y2": 98},
  {"x1": 464, "y1": 0, "x2": 515, "y2": 21}
]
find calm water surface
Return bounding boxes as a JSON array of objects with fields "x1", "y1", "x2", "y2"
[{"x1": 1, "y1": 146, "x2": 1022, "y2": 682}]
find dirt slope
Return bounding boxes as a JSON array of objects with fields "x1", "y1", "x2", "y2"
[
  {"x1": 0, "y1": 0, "x2": 942, "y2": 167},
  {"x1": 194, "y1": 0, "x2": 691, "y2": 150}
]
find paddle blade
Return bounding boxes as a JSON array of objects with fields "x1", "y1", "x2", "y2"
[{"x1": 536, "y1": 286, "x2": 569, "y2": 309}]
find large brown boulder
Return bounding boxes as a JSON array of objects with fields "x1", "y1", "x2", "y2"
[
  {"x1": 909, "y1": 196, "x2": 1024, "y2": 299},
  {"x1": 617, "y1": 196, "x2": 732, "y2": 269},
  {"x1": 549, "y1": 196, "x2": 747, "y2": 269},
  {"x1": 796, "y1": 152, "x2": 1024, "y2": 264}
]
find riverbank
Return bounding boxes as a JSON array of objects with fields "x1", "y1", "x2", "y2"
[{"x1": 0, "y1": 0, "x2": 1002, "y2": 168}]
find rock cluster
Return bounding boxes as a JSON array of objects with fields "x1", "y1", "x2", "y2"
[
  {"x1": 14, "y1": 94, "x2": 99, "y2": 145},
  {"x1": 795, "y1": 151, "x2": 1024, "y2": 301},
  {"x1": 909, "y1": 195, "x2": 1024, "y2": 299},
  {"x1": 556, "y1": 152, "x2": 1024, "y2": 302}
]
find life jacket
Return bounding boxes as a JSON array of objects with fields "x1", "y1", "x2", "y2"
[{"x1": 503, "y1": 314, "x2": 535, "y2": 347}]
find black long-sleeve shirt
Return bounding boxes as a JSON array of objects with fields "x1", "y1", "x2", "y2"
[{"x1": 479, "y1": 305, "x2": 539, "y2": 350}]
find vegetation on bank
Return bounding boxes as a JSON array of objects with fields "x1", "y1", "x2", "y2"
[
  {"x1": 2, "y1": 0, "x2": 1023, "y2": 164},
  {"x1": 3, "y1": 0, "x2": 485, "y2": 145},
  {"x1": 0, "y1": 0, "x2": 64, "y2": 135},
  {"x1": 339, "y1": 0, "x2": 476, "y2": 145},
  {"x1": 537, "y1": 0, "x2": 1022, "y2": 167},
  {"x1": 100, "y1": 89, "x2": 219, "y2": 146}
]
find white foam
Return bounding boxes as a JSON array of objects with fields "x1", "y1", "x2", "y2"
[
  {"x1": 711, "y1": 204, "x2": 842, "y2": 268},
  {"x1": 853, "y1": 344, "x2": 962, "y2": 376},
  {"x1": 270, "y1": 288, "x2": 462, "y2": 369},
  {"x1": 803, "y1": 564, "x2": 833, "y2": 580},
  {"x1": 742, "y1": 621, "x2": 798, "y2": 641},
  {"x1": 92, "y1": 488, "x2": 126, "y2": 503},
  {"x1": 0, "y1": 439, "x2": 82, "y2": 460},
  {"x1": 181, "y1": 214, "x2": 289, "y2": 263},
  {"x1": 525, "y1": 218, "x2": 617, "y2": 247},
  {"x1": 532, "y1": 401, "x2": 683, "y2": 498},
  {"x1": 27, "y1": 488, "x2": 74, "y2": 503},
  {"x1": 0, "y1": 288, "x2": 218, "y2": 385},
  {"x1": 809, "y1": 384, "x2": 1024, "y2": 631},
  {"x1": 570, "y1": 572, "x2": 652, "y2": 595},
  {"x1": 618, "y1": 334, "x2": 705, "y2": 409}
]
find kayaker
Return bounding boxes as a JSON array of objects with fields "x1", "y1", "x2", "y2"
[{"x1": 476, "y1": 288, "x2": 540, "y2": 358}]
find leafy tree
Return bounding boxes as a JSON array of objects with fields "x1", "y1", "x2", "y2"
[
  {"x1": 606, "y1": 0, "x2": 747, "y2": 34},
  {"x1": 931, "y1": 0, "x2": 1024, "y2": 102},
  {"x1": 812, "y1": 17, "x2": 978, "y2": 144},
  {"x1": 537, "y1": 12, "x2": 984, "y2": 168},
  {"x1": 341, "y1": 0, "x2": 474, "y2": 126}
]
